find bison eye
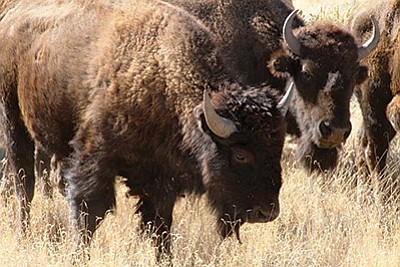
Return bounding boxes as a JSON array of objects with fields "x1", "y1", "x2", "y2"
[
  {"x1": 235, "y1": 153, "x2": 246, "y2": 162},
  {"x1": 231, "y1": 147, "x2": 253, "y2": 165},
  {"x1": 301, "y1": 70, "x2": 312, "y2": 81}
]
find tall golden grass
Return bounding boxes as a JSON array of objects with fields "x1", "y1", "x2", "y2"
[{"x1": 1, "y1": 0, "x2": 399, "y2": 266}]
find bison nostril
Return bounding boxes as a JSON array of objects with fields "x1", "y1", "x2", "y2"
[
  {"x1": 318, "y1": 120, "x2": 352, "y2": 142},
  {"x1": 319, "y1": 120, "x2": 332, "y2": 137}
]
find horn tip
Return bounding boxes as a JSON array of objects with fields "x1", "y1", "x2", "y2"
[
  {"x1": 369, "y1": 15, "x2": 378, "y2": 28},
  {"x1": 203, "y1": 89, "x2": 209, "y2": 99}
]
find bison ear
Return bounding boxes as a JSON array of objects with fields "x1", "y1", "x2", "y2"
[
  {"x1": 194, "y1": 104, "x2": 203, "y2": 119},
  {"x1": 194, "y1": 104, "x2": 208, "y2": 133},
  {"x1": 268, "y1": 53, "x2": 299, "y2": 77},
  {"x1": 355, "y1": 66, "x2": 369, "y2": 84}
]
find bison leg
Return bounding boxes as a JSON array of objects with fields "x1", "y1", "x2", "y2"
[
  {"x1": 67, "y1": 154, "x2": 116, "y2": 258},
  {"x1": 136, "y1": 195, "x2": 175, "y2": 261},
  {"x1": 51, "y1": 155, "x2": 67, "y2": 196},
  {"x1": 356, "y1": 75, "x2": 398, "y2": 203},
  {"x1": 1, "y1": 112, "x2": 35, "y2": 234},
  {"x1": 34, "y1": 146, "x2": 53, "y2": 198},
  {"x1": 358, "y1": 81, "x2": 396, "y2": 175}
]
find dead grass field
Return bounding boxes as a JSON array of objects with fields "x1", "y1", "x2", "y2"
[{"x1": 1, "y1": 0, "x2": 400, "y2": 266}]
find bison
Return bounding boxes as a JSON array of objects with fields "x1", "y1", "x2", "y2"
[
  {"x1": 348, "y1": 0, "x2": 400, "y2": 177},
  {"x1": 0, "y1": 0, "x2": 56, "y2": 200},
  {"x1": 0, "y1": 0, "x2": 294, "y2": 260},
  {"x1": 167, "y1": 0, "x2": 380, "y2": 172}
]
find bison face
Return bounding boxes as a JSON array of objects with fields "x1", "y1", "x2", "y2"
[
  {"x1": 268, "y1": 10, "x2": 378, "y2": 171},
  {"x1": 203, "y1": 129, "x2": 285, "y2": 240},
  {"x1": 289, "y1": 63, "x2": 360, "y2": 149},
  {"x1": 195, "y1": 84, "x2": 291, "y2": 239},
  {"x1": 271, "y1": 49, "x2": 367, "y2": 150}
]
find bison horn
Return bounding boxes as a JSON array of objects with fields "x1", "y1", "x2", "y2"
[
  {"x1": 357, "y1": 15, "x2": 380, "y2": 60},
  {"x1": 203, "y1": 90, "x2": 237, "y2": 138},
  {"x1": 277, "y1": 82, "x2": 294, "y2": 116},
  {"x1": 283, "y1": 9, "x2": 301, "y2": 55}
]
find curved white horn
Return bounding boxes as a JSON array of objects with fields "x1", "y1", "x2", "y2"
[
  {"x1": 357, "y1": 15, "x2": 380, "y2": 60},
  {"x1": 203, "y1": 90, "x2": 237, "y2": 138},
  {"x1": 277, "y1": 82, "x2": 294, "y2": 116},
  {"x1": 283, "y1": 9, "x2": 302, "y2": 55}
]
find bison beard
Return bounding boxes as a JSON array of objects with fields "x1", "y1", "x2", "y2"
[
  {"x1": 0, "y1": 0, "x2": 293, "y2": 261},
  {"x1": 297, "y1": 137, "x2": 339, "y2": 172}
]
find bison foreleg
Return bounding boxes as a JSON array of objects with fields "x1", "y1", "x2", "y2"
[
  {"x1": 6, "y1": 123, "x2": 35, "y2": 235},
  {"x1": 67, "y1": 155, "x2": 117, "y2": 260},
  {"x1": 358, "y1": 76, "x2": 396, "y2": 175},
  {"x1": 34, "y1": 146, "x2": 53, "y2": 198},
  {"x1": 136, "y1": 195, "x2": 175, "y2": 262}
]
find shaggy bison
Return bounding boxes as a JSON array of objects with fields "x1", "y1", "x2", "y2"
[
  {"x1": 167, "y1": 0, "x2": 380, "y2": 172},
  {"x1": 0, "y1": 0, "x2": 56, "y2": 200},
  {"x1": 349, "y1": 0, "x2": 400, "y2": 176},
  {"x1": 0, "y1": 0, "x2": 293, "y2": 259}
]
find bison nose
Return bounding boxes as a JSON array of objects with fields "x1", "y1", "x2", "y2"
[
  {"x1": 318, "y1": 120, "x2": 352, "y2": 140},
  {"x1": 318, "y1": 121, "x2": 332, "y2": 138},
  {"x1": 248, "y1": 203, "x2": 280, "y2": 223},
  {"x1": 318, "y1": 120, "x2": 332, "y2": 138}
]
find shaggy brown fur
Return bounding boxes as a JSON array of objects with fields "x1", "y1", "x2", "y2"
[
  {"x1": 349, "y1": 0, "x2": 400, "y2": 175},
  {"x1": 0, "y1": 0, "x2": 55, "y2": 200},
  {"x1": 166, "y1": 0, "x2": 373, "y2": 172},
  {"x1": 0, "y1": 0, "x2": 288, "y2": 260},
  {"x1": 167, "y1": 0, "x2": 299, "y2": 87}
]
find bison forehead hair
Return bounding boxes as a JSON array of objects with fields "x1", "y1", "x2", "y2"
[
  {"x1": 213, "y1": 83, "x2": 284, "y2": 131},
  {"x1": 295, "y1": 23, "x2": 359, "y2": 66}
]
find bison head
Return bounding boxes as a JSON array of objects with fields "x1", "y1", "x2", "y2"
[
  {"x1": 195, "y1": 82, "x2": 293, "y2": 240},
  {"x1": 270, "y1": 10, "x2": 379, "y2": 171}
]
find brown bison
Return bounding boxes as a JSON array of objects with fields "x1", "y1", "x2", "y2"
[
  {"x1": 0, "y1": 0, "x2": 293, "y2": 259},
  {"x1": 349, "y1": 0, "x2": 400, "y2": 176},
  {"x1": 0, "y1": 0, "x2": 55, "y2": 199},
  {"x1": 167, "y1": 0, "x2": 380, "y2": 172}
]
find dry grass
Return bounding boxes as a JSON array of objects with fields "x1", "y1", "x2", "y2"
[
  {"x1": 293, "y1": 0, "x2": 364, "y2": 23},
  {"x1": 1, "y1": 0, "x2": 399, "y2": 266}
]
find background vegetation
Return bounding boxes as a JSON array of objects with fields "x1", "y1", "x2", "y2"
[{"x1": 1, "y1": 0, "x2": 399, "y2": 266}]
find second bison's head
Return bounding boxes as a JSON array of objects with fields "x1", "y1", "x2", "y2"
[
  {"x1": 270, "y1": 10, "x2": 379, "y2": 171},
  {"x1": 194, "y1": 82, "x2": 293, "y2": 240}
]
